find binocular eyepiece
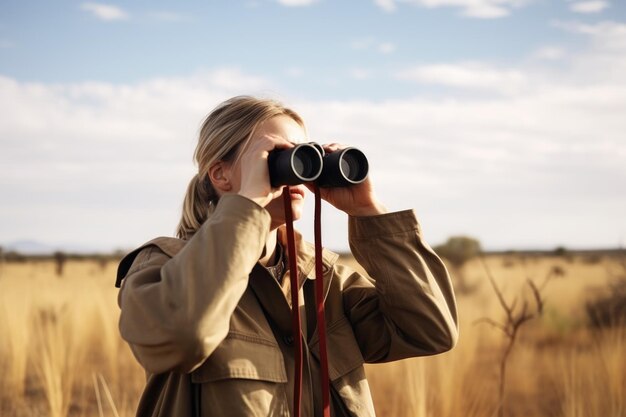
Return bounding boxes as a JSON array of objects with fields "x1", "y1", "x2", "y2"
[{"x1": 268, "y1": 143, "x2": 369, "y2": 188}]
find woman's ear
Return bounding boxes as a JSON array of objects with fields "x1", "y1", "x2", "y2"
[{"x1": 208, "y1": 162, "x2": 232, "y2": 194}]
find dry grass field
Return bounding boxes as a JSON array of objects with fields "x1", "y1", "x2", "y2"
[{"x1": 0, "y1": 251, "x2": 624, "y2": 417}]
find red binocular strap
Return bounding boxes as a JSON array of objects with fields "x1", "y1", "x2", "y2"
[{"x1": 282, "y1": 184, "x2": 331, "y2": 417}]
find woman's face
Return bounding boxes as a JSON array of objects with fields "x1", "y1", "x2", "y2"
[{"x1": 233, "y1": 115, "x2": 308, "y2": 229}]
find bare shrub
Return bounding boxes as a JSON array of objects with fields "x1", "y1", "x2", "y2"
[
  {"x1": 476, "y1": 258, "x2": 563, "y2": 417},
  {"x1": 586, "y1": 252, "x2": 626, "y2": 328}
]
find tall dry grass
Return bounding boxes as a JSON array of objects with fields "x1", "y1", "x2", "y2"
[
  {"x1": 0, "y1": 253, "x2": 624, "y2": 416},
  {"x1": 361, "y1": 254, "x2": 626, "y2": 417},
  {"x1": 0, "y1": 280, "x2": 32, "y2": 399},
  {"x1": 555, "y1": 327, "x2": 625, "y2": 417},
  {"x1": 0, "y1": 260, "x2": 144, "y2": 417}
]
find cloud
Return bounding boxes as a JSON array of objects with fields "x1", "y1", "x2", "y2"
[
  {"x1": 0, "y1": 68, "x2": 273, "y2": 248},
  {"x1": 553, "y1": 20, "x2": 626, "y2": 51},
  {"x1": 395, "y1": 62, "x2": 528, "y2": 94},
  {"x1": 2, "y1": 20, "x2": 626, "y2": 251},
  {"x1": 532, "y1": 46, "x2": 567, "y2": 60},
  {"x1": 569, "y1": 1, "x2": 609, "y2": 14},
  {"x1": 276, "y1": 0, "x2": 318, "y2": 6},
  {"x1": 374, "y1": 0, "x2": 397, "y2": 12},
  {"x1": 80, "y1": 2, "x2": 129, "y2": 21},
  {"x1": 350, "y1": 38, "x2": 397, "y2": 54},
  {"x1": 373, "y1": 0, "x2": 531, "y2": 18},
  {"x1": 291, "y1": 83, "x2": 626, "y2": 249}
]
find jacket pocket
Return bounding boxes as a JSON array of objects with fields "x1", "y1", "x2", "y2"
[
  {"x1": 310, "y1": 317, "x2": 365, "y2": 381},
  {"x1": 311, "y1": 318, "x2": 374, "y2": 417},
  {"x1": 191, "y1": 332, "x2": 290, "y2": 417},
  {"x1": 191, "y1": 331, "x2": 287, "y2": 383}
]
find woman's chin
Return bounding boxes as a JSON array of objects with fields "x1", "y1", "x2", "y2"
[{"x1": 266, "y1": 193, "x2": 306, "y2": 228}]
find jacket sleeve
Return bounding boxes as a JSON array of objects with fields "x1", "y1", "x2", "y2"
[
  {"x1": 117, "y1": 194, "x2": 271, "y2": 374},
  {"x1": 341, "y1": 209, "x2": 458, "y2": 363}
]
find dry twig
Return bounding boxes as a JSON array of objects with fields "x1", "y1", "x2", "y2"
[{"x1": 475, "y1": 254, "x2": 559, "y2": 417}]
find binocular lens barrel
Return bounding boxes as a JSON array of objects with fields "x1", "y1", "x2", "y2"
[
  {"x1": 268, "y1": 143, "x2": 368, "y2": 188},
  {"x1": 268, "y1": 143, "x2": 323, "y2": 187},
  {"x1": 317, "y1": 147, "x2": 369, "y2": 187}
]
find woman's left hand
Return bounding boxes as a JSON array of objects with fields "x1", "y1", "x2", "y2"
[{"x1": 305, "y1": 143, "x2": 388, "y2": 217}]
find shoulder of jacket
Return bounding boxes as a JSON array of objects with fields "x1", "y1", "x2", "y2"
[{"x1": 115, "y1": 236, "x2": 186, "y2": 288}]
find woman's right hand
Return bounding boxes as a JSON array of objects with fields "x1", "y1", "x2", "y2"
[{"x1": 237, "y1": 134, "x2": 294, "y2": 207}]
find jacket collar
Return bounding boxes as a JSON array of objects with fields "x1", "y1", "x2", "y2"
[{"x1": 276, "y1": 225, "x2": 339, "y2": 280}]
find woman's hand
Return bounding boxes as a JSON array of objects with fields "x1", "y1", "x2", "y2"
[
  {"x1": 306, "y1": 143, "x2": 387, "y2": 217},
  {"x1": 238, "y1": 134, "x2": 294, "y2": 208}
]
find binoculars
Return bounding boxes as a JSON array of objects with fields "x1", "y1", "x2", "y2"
[{"x1": 268, "y1": 143, "x2": 369, "y2": 188}]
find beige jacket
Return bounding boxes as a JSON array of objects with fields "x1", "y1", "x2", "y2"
[{"x1": 117, "y1": 194, "x2": 458, "y2": 417}]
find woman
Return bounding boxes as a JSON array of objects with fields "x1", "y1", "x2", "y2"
[{"x1": 116, "y1": 96, "x2": 458, "y2": 417}]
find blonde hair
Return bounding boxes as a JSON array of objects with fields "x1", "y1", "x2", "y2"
[{"x1": 176, "y1": 96, "x2": 305, "y2": 239}]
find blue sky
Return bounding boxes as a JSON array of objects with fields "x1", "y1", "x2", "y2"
[
  {"x1": 3, "y1": 1, "x2": 624, "y2": 97},
  {"x1": 1, "y1": 0, "x2": 625, "y2": 252}
]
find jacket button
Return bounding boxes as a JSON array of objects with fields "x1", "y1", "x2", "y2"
[{"x1": 283, "y1": 335, "x2": 294, "y2": 345}]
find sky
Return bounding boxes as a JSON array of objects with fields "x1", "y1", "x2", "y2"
[{"x1": 1, "y1": 0, "x2": 625, "y2": 253}]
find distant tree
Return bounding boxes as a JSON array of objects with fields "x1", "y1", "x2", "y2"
[
  {"x1": 0, "y1": 246, "x2": 4, "y2": 277},
  {"x1": 434, "y1": 236, "x2": 482, "y2": 294},
  {"x1": 435, "y1": 236, "x2": 481, "y2": 266},
  {"x1": 53, "y1": 251, "x2": 67, "y2": 277},
  {"x1": 553, "y1": 246, "x2": 568, "y2": 257}
]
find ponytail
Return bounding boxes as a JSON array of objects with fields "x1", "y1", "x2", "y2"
[{"x1": 176, "y1": 174, "x2": 217, "y2": 240}]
